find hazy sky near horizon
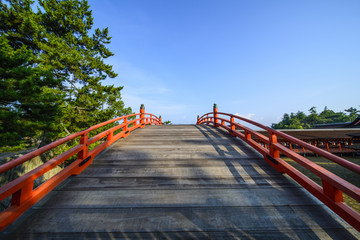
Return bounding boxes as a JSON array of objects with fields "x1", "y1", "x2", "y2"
[{"x1": 88, "y1": 0, "x2": 360, "y2": 125}]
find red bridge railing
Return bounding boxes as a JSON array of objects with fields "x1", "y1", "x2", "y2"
[
  {"x1": 0, "y1": 104, "x2": 161, "y2": 231},
  {"x1": 198, "y1": 104, "x2": 360, "y2": 232}
]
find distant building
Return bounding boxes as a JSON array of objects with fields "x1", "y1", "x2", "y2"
[{"x1": 255, "y1": 116, "x2": 360, "y2": 154}]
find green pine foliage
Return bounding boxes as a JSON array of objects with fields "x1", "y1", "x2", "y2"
[
  {"x1": 272, "y1": 107, "x2": 360, "y2": 129},
  {"x1": 0, "y1": 0, "x2": 131, "y2": 151},
  {"x1": 163, "y1": 120, "x2": 172, "y2": 125},
  {"x1": 0, "y1": 36, "x2": 63, "y2": 147}
]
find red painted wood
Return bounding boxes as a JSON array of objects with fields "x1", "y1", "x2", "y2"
[
  {"x1": 0, "y1": 106, "x2": 161, "y2": 231},
  {"x1": 198, "y1": 109, "x2": 360, "y2": 232}
]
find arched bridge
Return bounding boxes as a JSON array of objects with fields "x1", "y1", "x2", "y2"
[{"x1": 1, "y1": 105, "x2": 360, "y2": 239}]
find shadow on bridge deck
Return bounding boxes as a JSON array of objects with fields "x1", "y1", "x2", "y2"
[{"x1": 1, "y1": 125, "x2": 359, "y2": 239}]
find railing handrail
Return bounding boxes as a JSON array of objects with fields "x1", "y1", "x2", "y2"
[
  {"x1": 201, "y1": 112, "x2": 360, "y2": 174},
  {"x1": 0, "y1": 105, "x2": 161, "y2": 231},
  {"x1": 198, "y1": 106, "x2": 360, "y2": 232},
  {"x1": 0, "y1": 112, "x2": 158, "y2": 175}
]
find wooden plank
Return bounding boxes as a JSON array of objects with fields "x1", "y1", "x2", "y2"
[
  {"x1": 62, "y1": 176, "x2": 297, "y2": 189},
  {"x1": 3, "y1": 206, "x2": 357, "y2": 235},
  {"x1": 97, "y1": 152, "x2": 261, "y2": 160},
  {"x1": 89, "y1": 158, "x2": 270, "y2": 166},
  {"x1": 3, "y1": 229, "x2": 358, "y2": 240},
  {"x1": 111, "y1": 141, "x2": 248, "y2": 148},
  {"x1": 36, "y1": 187, "x2": 317, "y2": 208},
  {"x1": 77, "y1": 165, "x2": 281, "y2": 178}
]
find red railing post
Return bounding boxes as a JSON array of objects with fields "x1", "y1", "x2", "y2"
[
  {"x1": 72, "y1": 132, "x2": 89, "y2": 176},
  {"x1": 159, "y1": 115, "x2": 162, "y2": 125},
  {"x1": 245, "y1": 131, "x2": 251, "y2": 140},
  {"x1": 267, "y1": 132, "x2": 284, "y2": 173},
  {"x1": 140, "y1": 104, "x2": 145, "y2": 128},
  {"x1": 229, "y1": 116, "x2": 236, "y2": 136},
  {"x1": 269, "y1": 133, "x2": 280, "y2": 159},
  {"x1": 197, "y1": 115, "x2": 200, "y2": 125},
  {"x1": 123, "y1": 116, "x2": 128, "y2": 134},
  {"x1": 107, "y1": 130, "x2": 113, "y2": 141},
  {"x1": 231, "y1": 117, "x2": 235, "y2": 131},
  {"x1": 11, "y1": 182, "x2": 33, "y2": 206},
  {"x1": 322, "y1": 180, "x2": 343, "y2": 202},
  {"x1": 214, "y1": 103, "x2": 219, "y2": 127},
  {"x1": 78, "y1": 132, "x2": 89, "y2": 161}
]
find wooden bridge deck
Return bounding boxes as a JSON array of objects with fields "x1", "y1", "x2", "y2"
[{"x1": 2, "y1": 125, "x2": 359, "y2": 239}]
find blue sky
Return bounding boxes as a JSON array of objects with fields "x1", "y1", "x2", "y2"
[{"x1": 88, "y1": 0, "x2": 360, "y2": 125}]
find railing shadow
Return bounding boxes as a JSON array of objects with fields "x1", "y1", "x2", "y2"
[
  {"x1": 194, "y1": 124, "x2": 358, "y2": 240},
  {"x1": 1, "y1": 125, "x2": 358, "y2": 239}
]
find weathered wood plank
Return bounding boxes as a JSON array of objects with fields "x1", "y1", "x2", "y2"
[
  {"x1": 37, "y1": 187, "x2": 316, "y2": 208},
  {"x1": 90, "y1": 158, "x2": 270, "y2": 166},
  {"x1": 77, "y1": 165, "x2": 280, "y2": 178},
  {"x1": 62, "y1": 176, "x2": 298, "y2": 189},
  {"x1": 4, "y1": 206, "x2": 358, "y2": 238},
  {"x1": 4, "y1": 229, "x2": 358, "y2": 240},
  {"x1": 97, "y1": 152, "x2": 261, "y2": 160}
]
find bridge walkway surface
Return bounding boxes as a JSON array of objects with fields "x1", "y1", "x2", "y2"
[{"x1": 1, "y1": 125, "x2": 359, "y2": 239}]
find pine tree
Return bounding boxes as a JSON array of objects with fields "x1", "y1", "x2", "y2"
[
  {"x1": 0, "y1": 36, "x2": 63, "y2": 147},
  {"x1": 0, "y1": 0, "x2": 131, "y2": 148}
]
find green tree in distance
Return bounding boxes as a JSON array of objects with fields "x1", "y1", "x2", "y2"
[
  {"x1": 0, "y1": 0, "x2": 131, "y2": 150},
  {"x1": 272, "y1": 106, "x2": 360, "y2": 129},
  {"x1": 163, "y1": 120, "x2": 172, "y2": 125}
]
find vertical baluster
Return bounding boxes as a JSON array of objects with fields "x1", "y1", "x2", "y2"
[
  {"x1": 245, "y1": 131, "x2": 251, "y2": 140},
  {"x1": 269, "y1": 133, "x2": 280, "y2": 159},
  {"x1": 322, "y1": 180, "x2": 343, "y2": 202},
  {"x1": 11, "y1": 181, "x2": 33, "y2": 206},
  {"x1": 78, "y1": 133, "x2": 89, "y2": 161},
  {"x1": 229, "y1": 116, "x2": 236, "y2": 136},
  {"x1": 266, "y1": 132, "x2": 284, "y2": 173},
  {"x1": 231, "y1": 116, "x2": 235, "y2": 132},
  {"x1": 213, "y1": 103, "x2": 219, "y2": 127},
  {"x1": 123, "y1": 117, "x2": 128, "y2": 137},
  {"x1": 140, "y1": 104, "x2": 145, "y2": 128}
]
